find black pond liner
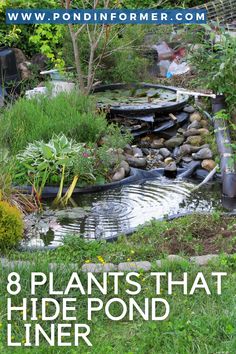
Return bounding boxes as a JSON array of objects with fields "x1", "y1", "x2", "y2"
[
  {"x1": 17, "y1": 161, "x2": 202, "y2": 199},
  {"x1": 92, "y1": 83, "x2": 189, "y2": 116}
]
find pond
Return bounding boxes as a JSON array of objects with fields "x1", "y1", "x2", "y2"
[{"x1": 22, "y1": 178, "x2": 223, "y2": 249}]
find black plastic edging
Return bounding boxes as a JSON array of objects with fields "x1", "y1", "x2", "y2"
[{"x1": 92, "y1": 83, "x2": 189, "y2": 115}]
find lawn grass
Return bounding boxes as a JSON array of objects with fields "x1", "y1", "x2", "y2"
[
  {"x1": 1, "y1": 213, "x2": 235, "y2": 353},
  {"x1": 5, "y1": 213, "x2": 236, "y2": 267},
  {"x1": 0, "y1": 257, "x2": 235, "y2": 353}
]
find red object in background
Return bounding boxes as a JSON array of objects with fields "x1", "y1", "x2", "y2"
[{"x1": 173, "y1": 47, "x2": 186, "y2": 60}]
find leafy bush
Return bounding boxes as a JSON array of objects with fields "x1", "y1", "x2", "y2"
[
  {"x1": 16, "y1": 134, "x2": 83, "y2": 195},
  {"x1": 189, "y1": 29, "x2": 236, "y2": 113},
  {"x1": 0, "y1": 91, "x2": 107, "y2": 153},
  {"x1": 0, "y1": 200, "x2": 24, "y2": 249}
]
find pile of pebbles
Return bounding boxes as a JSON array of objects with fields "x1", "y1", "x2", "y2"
[{"x1": 110, "y1": 105, "x2": 216, "y2": 181}]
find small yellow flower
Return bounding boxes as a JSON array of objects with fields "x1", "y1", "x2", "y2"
[
  {"x1": 85, "y1": 260, "x2": 91, "y2": 264},
  {"x1": 38, "y1": 315, "x2": 42, "y2": 319},
  {"x1": 131, "y1": 250, "x2": 135, "y2": 254},
  {"x1": 97, "y1": 256, "x2": 105, "y2": 264},
  {"x1": 127, "y1": 258, "x2": 131, "y2": 261}
]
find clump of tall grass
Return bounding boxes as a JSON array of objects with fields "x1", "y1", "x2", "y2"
[{"x1": 0, "y1": 91, "x2": 107, "y2": 154}]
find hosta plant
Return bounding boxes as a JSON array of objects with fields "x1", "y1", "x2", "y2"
[{"x1": 16, "y1": 134, "x2": 83, "y2": 203}]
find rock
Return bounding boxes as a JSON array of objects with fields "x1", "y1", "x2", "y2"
[
  {"x1": 179, "y1": 144, "x2": 210, "y2": 156},
  {"x1": 151, "y1": 138, "x2": 165, "y2": 149},
  {"x1": 189, "y1": 112, "x2": 202, "y2": 122},
  {"x1": 192, "y1": 148, "x2": 213, "y2": 160},
  {"x1": 179, "y1": 144, "x2": 192, "y2": 155},
  {"x1": 133, "y1": 147, "x2": 143, "y2": 158},
  {"x1": 82, "y1": 263, "x2": 117, "y2": 273},
  {"x1": 182, "y1": 156, "x2": 193, "y2": 163},
  {"x1": 140, "y1": 136, "x2": 152, "y2": 148},
  {"x1": 186, "y1": 135, "x2": 202, "y2": 146},
  {"x1": 124, "y1": 144, "x2": 133, "y2": 155},
  {"x1": 200, "y1": 120, "x2": 208, "y2": 128},
  {"x1": 164, "y1": 136, "x2": 184, "y2": 149},
  {"x1": 18, "y1": 62, "x2": 31, "y2": 80},
  {"x1": 187, "y1": 120, "x2": 201, "y2": 130},
  {"x1": 31, "y1": 53, "x2": 49, "y2": 70},
  {"x1": 184, "y1": 128, "x2": 200, "y2": 137},
  {"x1": 159, "y1": 147, "x2": 171, "y2": 158},
  {"x1": 112, "y1": 167, "x2": 126, "y2": 181},
  {"x1": 118, "y1": 160, "x2": 130, "y2": 175},
  {"x1": 183, "y1": 105, "x2": 195, "y2": 113},
  {"x1": 155, "y1": 154, "x2": 164, "y2": 161},
  {"x1": 118, "y1": 261, "x2": 151, "y2": 272},
  {"x1": 125, "y1": 155, "x2": 147, "y2": 168},
  {"x1": 190, "y1": 254, "x2": 218, "y2": 266},
  {"x1": 172, "y1": 147, "x2": 180, "y2": 159},
  {"x1": 201, "y1": 159, "x2": 216, "y2": 171},
  {"x1": 165, "y1": 162, "x2": 177, "y2": 172},
  {"x1": 12, "y1": 48, "x2": 27, "y2": 65},
  {"x1": 164, "y1": 157, "x2": 174, "y2": 165},
  {"x1": 141, "y1": 148, "x2": 151, "y2": 156},
  {"x1": 177, "y1": 128, "x2": 186, "y2": 135},
  {"x1": 198, "y1": 128, "x2": 210, "y2": 136}
]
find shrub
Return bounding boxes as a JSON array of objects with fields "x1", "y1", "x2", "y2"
[
  {"x1": 0, "y1": 200, "x2": 24, "y2": 249},
  {"x1": 0, "y1": 91, "x2": 107, "y2": 154},
  {"x1": 189, "y1": 29, "x2": 236, "y2": 113}
]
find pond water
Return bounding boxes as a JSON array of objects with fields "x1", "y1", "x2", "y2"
[{"x1": 23, "y1": 178, "x2": 223, "y2": 249}]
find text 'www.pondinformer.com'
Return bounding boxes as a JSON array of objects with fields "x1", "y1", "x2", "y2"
[{"x1": 6, "y1": 9, "x2": 207, "y2": 25}]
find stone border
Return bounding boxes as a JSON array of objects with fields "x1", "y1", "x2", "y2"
[{"x1": 0, "y1": 254, "x2": 222, "y2": 272}]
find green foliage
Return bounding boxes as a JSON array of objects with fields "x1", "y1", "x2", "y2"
[
  {"x1": 16, "y1": 134, "x2": 83, "y2": 195},
  {"x1": 0, "y1": 0, "x2": 63, "y2": 62},
  {"x1": 0, "y1": 200, "x2": 24, "y2": 249},
  {"x1": 15, "y1": 126, "x2": 131, "y2": 197},
  {"x1": 189, "y1": 29, "x2": 236, "y2": 112},
  {"x1": 105, "y1": 124, "x2": 133, "y2": 150},
  {"x1": 29, "y1": 25, "x2": 65, "y2": 68},
  {"x1": 0, "y1": 91, "x2": 107, "y2": 154}
]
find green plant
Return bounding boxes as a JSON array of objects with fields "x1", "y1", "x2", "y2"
[
  {"x1": 189, "y1": 28, "x2": 236, "y2": 113},
  {"x1": 0, "y1": 200, "x2": 24, "y2": 249},
  {"x1": 16, "y1": 134, "x2": 83, "y2": 201},
  {"x1": 0, "y1": 91, "x2": 107, "y2": 154},
  {"x1": 0, "y1": 150, "x2": 37, "y2": 213}
]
